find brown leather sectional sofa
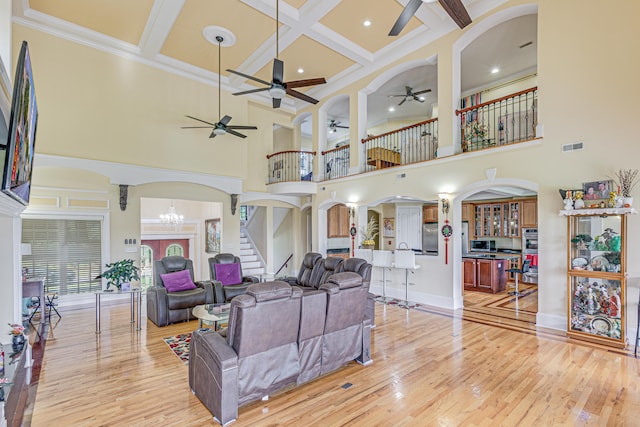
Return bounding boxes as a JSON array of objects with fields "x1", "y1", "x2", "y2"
[{"x1": 189, "y1": 272, "x2": 372, "y2": 425}]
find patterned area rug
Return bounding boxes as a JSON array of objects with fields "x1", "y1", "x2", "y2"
[{"x1": 163, "y1": 333, "x2": 191, "y2": 365}]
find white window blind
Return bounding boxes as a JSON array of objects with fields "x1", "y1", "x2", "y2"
[{"x1": 22, "y1": 219, "x2": 103, "y2": 295}]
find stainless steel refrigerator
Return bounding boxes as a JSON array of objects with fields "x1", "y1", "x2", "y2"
[{"x1": 422, "y1": 223, "x2": 438, "y2": 254}]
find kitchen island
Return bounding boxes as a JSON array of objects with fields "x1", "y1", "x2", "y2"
[{"x1": 463, "y1": 254, "x2": 517, "y2": 294}]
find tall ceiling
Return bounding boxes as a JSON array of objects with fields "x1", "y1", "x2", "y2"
[{"x1": 13, "y1": 0, "x2": 536, "y2": 134}]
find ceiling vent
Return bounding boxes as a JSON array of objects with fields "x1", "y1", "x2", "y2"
[{"x1": 562, "y1": 142, "x2": 584, "y2": 152}]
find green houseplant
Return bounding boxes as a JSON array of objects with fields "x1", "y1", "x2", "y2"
[{"x1": 98, "y1": 259, "x2": 140, "y2": 290}]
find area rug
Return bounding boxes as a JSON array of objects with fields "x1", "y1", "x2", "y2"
[{"x1": 163, "y1": 333, "x2": 191, "y2": 365}]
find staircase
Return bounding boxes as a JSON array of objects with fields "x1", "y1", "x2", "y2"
[{"x1": 240, "y1": 231, "x2": 265, "y2": 277}]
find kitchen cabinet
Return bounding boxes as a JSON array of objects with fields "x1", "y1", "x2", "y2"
[
  {"x1": 474, "y1": 202, "x2": 520, "y2": 237},
  {"x1": 521, "y1": 198, "x2": 537, "y2": 228},
  {"x1": 327, "y1": 204, "x2": 350, "y2": 238},
  {"x1": 563, "y1": 208, "x2": 630, "y2": 348},
  {"x1": 463, "y1": 257, "x2": 507, "y2": 293},
  {"x1": 423, "y1": 205, "x2": 438, "y2": 223},
  {"x1": 461, "y1": 203, "x2": 472, "y2": 222}
]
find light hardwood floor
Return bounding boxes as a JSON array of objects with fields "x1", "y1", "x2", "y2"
[{"x1": 26, "y1": 298, "x2": 640, "y2": 426}]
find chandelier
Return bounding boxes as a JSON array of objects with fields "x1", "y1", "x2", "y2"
[{"x1": 160, "y1": 203, "x2": 184, "y2": 225}]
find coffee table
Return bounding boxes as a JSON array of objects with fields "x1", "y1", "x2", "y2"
[{"x1": 192, "y1": 303, "x2": 231, "y2": 330}]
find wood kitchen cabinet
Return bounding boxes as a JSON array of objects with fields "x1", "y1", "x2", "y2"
[
  {"x1": 463, "y1": 257, "x2": 507, "y2": 293},
  {"x1": 423, "y1": 205, "x2": 438, "y2": 222},
  {"x1": 474, "y1": 202, "x2": 520, "y2": 237},
  {"x1": 327, "y1": 204, "x2": 350, "y2": 237},
  {"x1": 521, "y1": 198, "x2": 538, "y2": 228},
  {"x1": 461, "y1": 203, "x2": 472, "y2": 222}
]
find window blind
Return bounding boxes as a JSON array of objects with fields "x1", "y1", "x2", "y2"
[{"x1": 22, "y1": 219, "x2": 103, "y2": 295}]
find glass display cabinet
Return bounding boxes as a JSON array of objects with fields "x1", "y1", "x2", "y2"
[{"x1": 563, "y1": 208, "x2": 632, "y2": 348}]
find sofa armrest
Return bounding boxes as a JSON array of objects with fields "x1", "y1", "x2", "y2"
[
  {"x1": 211, "y1": 280, "x2": 226, "y2": 303},
  {"x1": 243, "y1": 276, "x2": 260, "y2": 284},
  {"x1": 190, "y1": 329, "x2": 239, "y2": 425},
  {"x1": 195, "y1": 280, "x2": 215, "y2": 304},
  {"x1": 146, "y1": 285, "x2": 168, "y2": 326}
]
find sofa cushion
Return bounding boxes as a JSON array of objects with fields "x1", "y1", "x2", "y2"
[
  {"x1": 215, "y1": 263, "x2": 242, "y2": 285},
  {"x1": 161, "y1": 269, "x2": 197, "y2": 292},
  {"x1": 327, "y1": 272, "x2": 362, "y2": 289},
  {"x1": 166, "y1": 287, "x2": 207, "y2": 309}
]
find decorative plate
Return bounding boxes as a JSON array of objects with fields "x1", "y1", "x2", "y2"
[
  {"x1": 572, "y1": 257, "x2": 588, "y2": 269},
  {"x1": 590, "y1": 316, "x2": 612, "y2": 335},
  {"x1": 590, "y1": 255, "x2": 610, "y2": 272}
]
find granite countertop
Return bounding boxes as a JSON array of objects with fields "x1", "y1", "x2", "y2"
[{"x1": 463, "y1": 253, "x2": 519, "y2": 260}]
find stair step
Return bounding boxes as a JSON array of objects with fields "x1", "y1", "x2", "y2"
[
  {"x1": 242, "y1": 261, "x2": 262, "y2": 269},
  {"x1": 241, "y1": 254, "x2": 258, "y2": 262},
  {"x1": 240, "y1": 248, "x2": 254, "y2": 256},
  {"x1": 240, "y1": 243, "x2": 252, "y2": 250},
  {"x1": 244, "y1": 267, "x2": 265, "y2": 276}
]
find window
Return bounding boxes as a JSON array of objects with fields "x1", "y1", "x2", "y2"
[
  {"x1": 22, "y1": 218, "x2": 102, "y2": 295},
  {"x1": 140, "y1": 245, "x2": 153, "y2": 289},
  {"x1": 166, "y1": 243, "x2": 184, "y2": 257}
]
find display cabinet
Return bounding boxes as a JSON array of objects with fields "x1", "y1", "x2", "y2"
[{"x1": 562, "y1": 208, "x2": 634, "y2": 348}]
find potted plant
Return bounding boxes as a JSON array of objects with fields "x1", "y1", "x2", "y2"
[
  {"x1": 98, "y1": 259, "x2": 140, "y2": 290},
  {"x1": 360, "y1": 217, "x2": 379, "y2": 249},
  {"x1": 613, "y1": 168, "x2": 639, "y2": 206}
]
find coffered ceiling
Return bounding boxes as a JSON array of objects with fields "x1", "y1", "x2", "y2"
[{"x1": 13, "y1": 0, "x2": 536, "y2": 133}]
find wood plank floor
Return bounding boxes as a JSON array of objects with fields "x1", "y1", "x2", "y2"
[{"x1": 26, "y1": 298, "x2": 640, "y2": 426}]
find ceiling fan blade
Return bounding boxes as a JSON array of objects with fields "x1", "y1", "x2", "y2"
[
  {"x1": 273, "y1": 97, "x2": 281, "y2": 109},
  {"x1": 286, "y1": 88, "x2": 319, "y2": 105},
  {"x1": 186, "y1": 115, "x2": 216, "y2": 126},
  {"x1": 226, "y1": 68, "x2": 271, "y2": 86},
  {"x1": 389, "y1": 0, "x2": 422, "y2": 36},
  {"x1": 413, "y1": 89, "x2": 432, "y2": 96},
  {"x1": 272, "y1": 59, "x2": 284, "y2": 83},
  {"x1": 439, "y1": 0, "x2": 472, "y2": 29},
  {"x1": 226, "y1": 129, "x2": 247, "y2": 138},
  {"x1": 286, "y1": 78, "x2": 327, "y2": 89},
  {"x1": 388, "y1": 94, "x2": 406, "y2": 98},
  {"x1": 181, "y1": 126, "x2": 213, "y2": 129},
  {"x1": 227, "y1": 125, "x2": 258, "y2": 130},
  {"x1": 219, "y1": 115, "x2": 232, "y2": 126},
  {"x1": 232, "y1": 87, "x2": 270, "y2": 96},
  {"x1": 336, "y1": 125, "x2": 349, "y2": 129},
  {"x1": 398, "y1": 98, "x2": 407, "y2": 106}
]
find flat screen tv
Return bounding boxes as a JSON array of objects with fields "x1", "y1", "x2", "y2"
[{"x1": 1, "y1": 41, "x2": 38, "y2": 205}]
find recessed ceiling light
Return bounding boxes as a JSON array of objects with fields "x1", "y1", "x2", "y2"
[
  {"x1": 297, "y1": 67, "x2": 304, "y2": 74},
  {"x1": 491, "y1": 67, "x2": 500, "y2": 74},
  {"x1": 388, "y1": 107, "x2": 395, "y2": 112},
  {"x1": 363, "y1": 20, "x2": 371, "y2": 27}
]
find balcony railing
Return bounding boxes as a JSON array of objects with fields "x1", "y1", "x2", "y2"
[
  {"x1": 267, "y1": 150, "x2": 315, "y2": 184},
  {"x1": 361, "y1": 118, "x2": 438, "y2": 172},
  {"x1": 321, "y1": 145, "x2": 350, "y2": 180},
  {"x1": 456, "y1": 87, "x2": 537, "y2": 152}
]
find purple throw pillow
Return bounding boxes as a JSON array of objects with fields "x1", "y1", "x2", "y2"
[
  {"x1": 214, "y1": 263, "x2": 242, "y2": 286},
  {"x1": 160, "y1": 269, "x2": 197, "y2": 292}
]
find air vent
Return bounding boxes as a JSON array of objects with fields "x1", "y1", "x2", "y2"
[
  {"x1": 396, "y1": 173, "x2": 406, "y2": 179},
  {"x1": 562, "y1": 142, "x2": 584, "y2": 152}
]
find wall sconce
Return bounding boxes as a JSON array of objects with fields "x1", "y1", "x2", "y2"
[
  {"x1": 346, "y1": 203, "x2": 356, "y2": 220},
  {"x1": 438, "y1": 193, "x2": 450, "y2": 215}
]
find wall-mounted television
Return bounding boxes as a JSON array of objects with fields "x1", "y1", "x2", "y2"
[{"x1": 1, "y1": 41, "x2": 38, "y2": 205}]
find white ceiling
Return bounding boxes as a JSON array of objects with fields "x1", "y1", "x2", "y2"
[{"x1": 13, "y1": 1, "x2": 536, "y2": 137}]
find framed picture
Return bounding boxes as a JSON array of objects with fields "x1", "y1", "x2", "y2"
[
  {"x1": 205, "y1": 218, "x2": 221, "y2": 253},
  {"x1": 582, "y1": 180, "x2": 614, "y2": 201},
  {"x1": 383, "y1": 218, "x2": 395, "y2": 238}
]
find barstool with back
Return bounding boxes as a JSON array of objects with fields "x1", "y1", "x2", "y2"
[
  {"x1": 393, "y1": 250, "x2": 420, "y2": 308},
  {"x1": 372, "y1": 250, "x2": 393, "y2": 303}
]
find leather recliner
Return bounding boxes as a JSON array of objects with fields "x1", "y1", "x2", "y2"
[
  {"x1": 189, "y1": 281, "x2": 303, "y2": 426},
  {"x1": 208, "y1": 253, "x2": 259, "y2": 303},
  {"x1": 337, "y1": 257, "x2": 375, "y2": 328},
  {"x1": 147, "y1": 256, "x2": 214, "y2": 327},
  {"x1": 281, "y1": 252, "x2": 323, "y2": 289}
]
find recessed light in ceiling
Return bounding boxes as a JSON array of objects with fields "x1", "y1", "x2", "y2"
[
  {"x1": 297, "y1": 68, "x2": 304, "y2": 74},
  {"x1": 363, "y1": 20, "x2": 371, "y2": 27},
  {"x1": 491, "y1": 67, "x2": 500, "y2": 74}
]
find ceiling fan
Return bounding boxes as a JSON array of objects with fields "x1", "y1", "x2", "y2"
[
  {"x1": 181, "y1": 36, "x2": 257, "y2": 139},
  {"x1": 388, "y1": 86, "x2": 432, "y2": 106},
  {"x1": 226, "y1": 0, "x2": 326, "y2": 108},
  {"x1": 328, "y1": 120, "x2": 349, "y2": 133},
  {"x1": 389, "y1": 0, "x2": 472, "y2": 36}
]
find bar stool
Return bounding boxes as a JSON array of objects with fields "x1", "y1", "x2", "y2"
[
  {"x1": 393, "y1": 250, "x2": 420, "y2": 308},
  {"x1": 506, "y1": 259, "x2": 531, "y2": 296},
  {"x1": 372, "y1": 250, "x2": 393, "y2": 303}
]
